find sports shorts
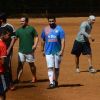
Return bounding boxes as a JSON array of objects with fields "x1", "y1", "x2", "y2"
[
  {"x1": 46, "y1": 54, "x2": 61, "y2": 68},
  {"x1": 18, "y1": 52, "x2": 35, "y2": 62},
  {"x1": 71, "y1": 40, "x2": 92, "y2": 56}
]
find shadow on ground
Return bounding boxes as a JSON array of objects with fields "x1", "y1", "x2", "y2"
[
  {"x1": 20, "y1": 79, "x2": 49, "y2": 83},
  {"x1": 58, "y1": 84, "x2": 83, "y2": 88}
]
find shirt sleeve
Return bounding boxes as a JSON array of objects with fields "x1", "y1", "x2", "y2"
[
  {"x1": 59, "y1": 27, "x2": 65, "y2": 39},
  {"x1": 80, "y1": 22, "x2": 89, "y2": 37},
  {"x1": 15, "y1": 30, "x2": 19, "y2": 38},
  {"x1": 32, "y1": 27, "x2": 38, "y2": 36},
  {"x1": 10, "y1": 25, "x2": 16, "y2": 39}
]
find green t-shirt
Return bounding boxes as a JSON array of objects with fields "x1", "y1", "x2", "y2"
[{"x1": 16, "y1": 25, "x2": 38, "y2": 54}]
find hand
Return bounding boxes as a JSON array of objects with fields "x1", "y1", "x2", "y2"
[
  {"x1": 41, "y1": 50, "x2": 45, "y2": 56},
  {"x1": 32, "y1": 46, "x2": 36, "y2": 52},
  {"x1": 58, "y1": 50, "x2": 63, "y2": 56}
]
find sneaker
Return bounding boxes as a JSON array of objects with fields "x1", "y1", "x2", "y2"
[
  {"x1": 88, "y1": 66, "x2": 96, "y2": 73},
  {"x1": 47, "y1": 84, "x2": 55, "y2": 89},
  {"x1": 53, "y1": 80, "x2": 58, "y2": 87},
  {"x1": 76, "y1": 68, "x2": 80, "y2": 73}
]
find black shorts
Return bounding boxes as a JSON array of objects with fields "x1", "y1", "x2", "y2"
[{"x1": 71, "y1": 40, "x2": 92, "y2": 57}]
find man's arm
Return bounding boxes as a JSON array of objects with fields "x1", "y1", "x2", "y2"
[
  {"x1": 41, "y1": 39, "x2": 45, "y2": 56},
  {"x1": 88, "y1": 35, "x2": 95, "y2": 42},
  {"x1": 41, "y1": 39, "x2": 45, "y2": 51},
  {"x1": 59, "y1": 38, "x2": 65, "y2": 56},
  {"x1": 32, "y1": 35, "x2": 39, "y2": 51},
  {"x1": 80, "y1": 28, "x2": 95, "y2": 42},
  {"x1": 7, "y1": 37, "x2": 16, "y2": 55}
]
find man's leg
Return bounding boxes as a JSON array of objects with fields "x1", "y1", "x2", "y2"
[
  {"x1": 87, "y1": 54, "x2": 92, "y2": 67},
  {"x1": 6, "y1": 52, "x2": 15, "y2": 90},
  {"x1": 82, "y1": 42, "x2": 96, "y2": 73},
  {"x1": 46, "y1": 55, "x2": 56, "y2": 89},
  {"x1": 14, "y1": 52, "x2": 24, "y2": 83},
  {"x1": 75, "y1": 55, "x2": 80, "y2": 73},
  {"x1": 7, "y1": 54, "x2": 13, "y2": 83},
  {"x1": 87, "y1": 54, "x2": 96, "y2": 73},
  {"x1": 17, "y1": 61, "x2": 24, "y2": 81},
  {"x1": 14, "y1": 62, "x2": 24, "y2": 84},
  {"x1": 48, "y1": 67, "x2": 54, "y2": 84},
  {"x1": 53, "y1": 54, "x2": 61, "y2": 86},
  {"x1": 29, "y1": 62, "x2": 37, "y2": 83}
]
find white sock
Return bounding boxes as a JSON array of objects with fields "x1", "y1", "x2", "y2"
[{"x1": 48, "y1": 70, "x2": 54, "y2": 84}]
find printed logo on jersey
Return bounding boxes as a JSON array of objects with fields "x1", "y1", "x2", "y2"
[
  {"x1": 54, "y1": 29, "x2": 59, "y2": 33},
  {"x1": 48, "y1": 34, "x2": 57, "y2": 42}
]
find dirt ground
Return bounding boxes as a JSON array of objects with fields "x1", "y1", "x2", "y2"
[{"x1": 6, "y1": 17, "x2": 100, "y2": 100}]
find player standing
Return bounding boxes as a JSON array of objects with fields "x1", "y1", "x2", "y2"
[
  {"x1": 0, "y1": 13, "x2": 16, "y2": 90},
  {"x1": 0, "y1": 28, "x2": 11, "y2": 100},
  {"x1": 41, "y1": 16, "x2": 65, "y2": 89},
  {"x1": 71, "y1": 15, "x2": 96, "y2": 73},
  {"x1": 14, "y1": 16, "x2": 39, "y2": 83}
]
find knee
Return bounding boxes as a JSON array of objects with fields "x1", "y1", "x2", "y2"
[{"x1": 48, "y1": 67, "x2": 53, "y2": 71}]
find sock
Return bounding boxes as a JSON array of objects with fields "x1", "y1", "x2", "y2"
[{"x1": 48, "y1": 70, "x2": 54, "y2": 84}]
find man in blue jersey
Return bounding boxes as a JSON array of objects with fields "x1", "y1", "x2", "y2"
[
  {"x1": 41, "y1": 16, "x2": 65, "y2": 89},
  {"x1": 71, "y1": 15, "x2": 96, "y2": 73}
]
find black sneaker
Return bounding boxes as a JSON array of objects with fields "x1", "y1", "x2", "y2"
[
  {"x1": 53, "y1": 80, "x2": 58, "y2": 87},
  {"x1": 47, "y1": 84, "x2": 55, "y2": 89}
]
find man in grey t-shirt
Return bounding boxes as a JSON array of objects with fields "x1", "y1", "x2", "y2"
[{"x1": 71, "y1": 15, "x2": 96, "y2": 73}]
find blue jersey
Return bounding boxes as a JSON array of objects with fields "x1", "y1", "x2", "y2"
[{"x1": 41, "y1": 25, "x2": 65, "y2": 55}]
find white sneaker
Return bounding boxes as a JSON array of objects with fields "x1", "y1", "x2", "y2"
[
  {"x1": 76, "y1": 68, "x2": 80, "y2": 73},
  {"x1": 88, "y1": 66, "x2": 96, "y2": 73}
]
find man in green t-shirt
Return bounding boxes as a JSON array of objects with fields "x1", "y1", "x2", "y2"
[{"x1": 14, "y1": 16, "x2": 39, "y2": 84}]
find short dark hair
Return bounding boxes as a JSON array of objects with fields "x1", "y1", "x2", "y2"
[
  {"x1": 0, "y1": 13, "x2": 7, "y2": 22},
  {"x1": 22, "y1": 16, "x2": 29, "y2": 22},
  {"x1": 0, "y1": 26, "x2": 12, "y2": 36},
  {"x1": 47, "y1": 16, "x2": 56, "y2": 20}
]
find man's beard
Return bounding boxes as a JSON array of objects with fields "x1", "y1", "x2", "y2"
[{"x1": 50, "y1": 23, "x2": 56, "y2": 29}]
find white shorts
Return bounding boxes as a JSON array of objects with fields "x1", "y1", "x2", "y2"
[
  {"x1": 18, "y1": 52, "x2": 35, "y2": 62},
  {"x1": 46, "y1": 54, "x2": 61, "y2": 68}
]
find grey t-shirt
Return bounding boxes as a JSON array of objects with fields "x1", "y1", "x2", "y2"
[{"x1": 76, "y1": 21, "x2": 92, "y2": 42}]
